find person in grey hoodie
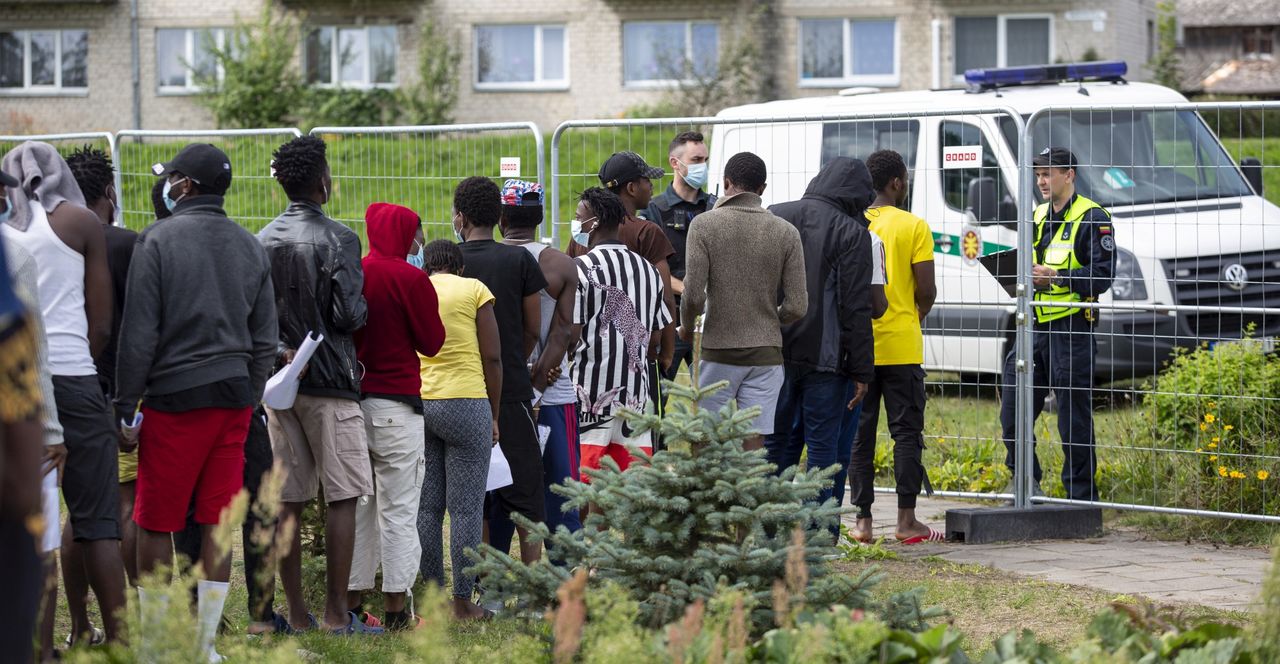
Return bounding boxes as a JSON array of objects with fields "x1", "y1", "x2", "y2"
[{"x1": 114, "y1": 143, "x2": 277, "y2": 663}]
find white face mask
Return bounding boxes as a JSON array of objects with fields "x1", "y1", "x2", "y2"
[
  {"x1": 679, "y1": 161, "x2": 709, "y2": 189},
  {"x1": 452, "y1": 213, "x2": 465, "y2": 242}
]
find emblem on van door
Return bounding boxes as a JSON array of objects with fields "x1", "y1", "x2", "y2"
[{"x1": 1223, "y1": 263, "x2": 1249, "y2": 292}]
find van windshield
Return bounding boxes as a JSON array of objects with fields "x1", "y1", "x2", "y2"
[{"x1": 999, "y1": 110, "x2": 1252, "y2": 206}]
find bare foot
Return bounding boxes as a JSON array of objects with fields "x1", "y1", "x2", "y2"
[
  {"x1": 851, "y1": 517, "x2": 873, "y2": 543},
  {"x1": 452, "y1": 598, "x2": 491, "y2": 621},
  {"x1": 894, "y1": 519, "x2": 933, "y2": 541}
]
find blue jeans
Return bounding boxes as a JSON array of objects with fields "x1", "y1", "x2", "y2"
[{"x1": 764, "y1": 364, "x2": 851, "y2": 506}]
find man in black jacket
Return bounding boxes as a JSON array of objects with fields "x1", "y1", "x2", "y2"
[
  {"x1": 259, "y1": 135, "x2": 378, "y2": 635},
  {"x1": 114, "y1": 143, "x2": 278, "y2": 661},
  {"x1": 766, "y1": 157, "x2": 876, "y2": 507}
]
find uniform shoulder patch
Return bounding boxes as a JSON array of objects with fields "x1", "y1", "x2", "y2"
[{"x1": 1100, "y1": 235, "x2": 1115, "y2": 251}]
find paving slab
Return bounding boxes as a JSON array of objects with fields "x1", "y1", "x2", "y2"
[{"x1": 845, "y1": 496, "x2": 1272, "y2": 612}]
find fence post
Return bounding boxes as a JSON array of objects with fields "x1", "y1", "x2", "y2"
[{"x1": 1015, "y1": 110, "x2": 1037, "y2": 511}]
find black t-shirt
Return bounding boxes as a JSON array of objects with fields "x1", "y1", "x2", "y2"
[
  {"x1": 99, "y1": 224, "x2": 137, "y2": 397},
  {"x1": 144, "y1": 376, "x2": 255, "y2": 413},
  {"x1": 459, "y1": 239, "x2": 548, "y2": 403},
  {"x1": 641, "y1": 184, "x2": 715, "y2": 280}
]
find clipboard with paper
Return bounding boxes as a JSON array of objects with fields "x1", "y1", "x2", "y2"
[
  {"x1": 978, "y1": 249, "x2": 1021, "y2": 298},
  {"x1": 263, "y1": 331, "x2": 324, "y2": 410}
]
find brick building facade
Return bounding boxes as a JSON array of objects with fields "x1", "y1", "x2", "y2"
[{"x1": 0, "y1": 0, "x2": 1157, "y2": 134}]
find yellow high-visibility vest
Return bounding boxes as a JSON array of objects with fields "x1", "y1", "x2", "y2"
[{"x1": 1032, "y1": 194, "x2": 1104, "y2": 323}]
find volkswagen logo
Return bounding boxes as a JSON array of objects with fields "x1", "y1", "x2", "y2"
[{"x1": 1223, "y1": 263, "x2": 1249, "y2": 292}]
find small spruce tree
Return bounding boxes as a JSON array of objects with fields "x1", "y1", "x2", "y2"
[{"x1": 468, "y1": 381, "x2": 882, "y2": 633}]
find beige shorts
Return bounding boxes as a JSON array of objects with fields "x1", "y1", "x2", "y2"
[{"x1": 267, "y1": 394, "x2": 373, "y2": 503}]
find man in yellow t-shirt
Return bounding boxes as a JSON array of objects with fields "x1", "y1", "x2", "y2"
[{"x1": 848, "y1": 149, "x2": 940, "y2": 545}]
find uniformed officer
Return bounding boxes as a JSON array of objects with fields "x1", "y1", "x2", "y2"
[
  {"x1": 642, "y1": 131, "x2": 717, "y2": 384},
  {"x1": 999, "y1": 147, "x2": 1115, "y2": 502}
]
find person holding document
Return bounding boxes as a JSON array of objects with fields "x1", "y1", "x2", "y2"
[
  {"x1": 113, "y1": 143, "x2": 278, "y2": 662},
  {"x1": 999, "y1": 147, "x2": 1115, "y2": 502}
]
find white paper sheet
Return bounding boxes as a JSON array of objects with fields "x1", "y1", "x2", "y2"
[
  {"x1": 119, "y1": 411, "x2": 143, "y2": 448},
  {"x1": 486, "y1": 444, "x2": 513, "y2": 492},
  {"x1": 263, "y1": 331, "x2": 324, "y2": 410},
  {"x1": 40, "y1": 469, "x2": 59, "y2": 553}
]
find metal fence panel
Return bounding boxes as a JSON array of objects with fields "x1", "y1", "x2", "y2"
[
  {"x1": 552, "y1": 108, "x2": 1028, "y2": 505},
  {"x1": 1016, "y1": 101, "x2": 1280, "y2": 523},
  {"x1": 114, "y1": 128, "x2": 302, "y2": 234},
  {"x1": 310, "y1": 122, "x2": 544, "y2": 246}
]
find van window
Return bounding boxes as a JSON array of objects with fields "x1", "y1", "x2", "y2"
[
  {"x1": 940, "y1": 120, "x2": 1011, "y2": 215},
  {"x1": 821, "y1": 119, "x2": 919, "y2": 169}
]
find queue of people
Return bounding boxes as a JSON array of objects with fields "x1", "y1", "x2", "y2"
[{"x1": 0, "y1": 131, "x2": 1112, "y2": 662}]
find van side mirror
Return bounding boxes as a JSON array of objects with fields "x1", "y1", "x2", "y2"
[
  {"x1": 967, "y1": 177, "x2": 999, "y2": 223},
  {"x1": 1241, "y1": 157, "x2": 1263, "y2": 195}
]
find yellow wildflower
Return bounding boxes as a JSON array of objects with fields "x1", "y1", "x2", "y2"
[
  {"x1": 1230, "y1": 471, "x2": 1246, "y2": 479},
  {"x1": 1207, "y1": 401, "x2": 1217, "y2": 409},
  {"x1": 1204, "y1": 413, "x2": 1216, "y2": 423},
  {"x1": 1218, "y1": 466, "x2": 1229, "y2": 477},
  {"x1": 1199, "y1": 422, "x2": 1208, "y2": 432},
  {"x1": 1224, "y1": 425, "x2": 1234, "y2": 431},
  {"x1": 1209, "y1": 455, "x2": 1219, "y2": 461},
  {"x1": 1258, "y1": 471, "x2": 1271, "y2": 481},
  {"x1": 936, "y1": 437, "x2": 945, "y2": 444},
  {"x1": 1208, "y1": 441, "x2": 1218, "y2": 449},
  {"x1": 1196, "y1": 448, "x2": 1204, "y2": 453}
]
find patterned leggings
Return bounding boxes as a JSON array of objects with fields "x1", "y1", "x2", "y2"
[{"x1": 417, "y1": 398, "x2": 491, "y2": 599}]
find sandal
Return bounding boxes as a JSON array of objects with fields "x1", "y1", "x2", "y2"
[
  {"x1": 358, "y1": 612, "x2": 383, "y2": 629},
  {"x1": 330, "y1": 611, "x2": 385, "y2": 636},
  {"x1": 269, "y1": 611, "x2": 318, "y2": 635},
  {"x1": 896, "y1": 528, "x2": 947, "y2": 545},
  {"x1": 64, "y1": 627, "x2": 105, "y2": 648}
]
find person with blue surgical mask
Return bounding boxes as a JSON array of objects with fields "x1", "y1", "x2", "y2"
[{"x1": 642, "y1": 132, "x2": 718, "y2": 394}]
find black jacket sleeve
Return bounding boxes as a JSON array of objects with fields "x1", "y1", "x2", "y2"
[
  {"x1": 1059, "y1": 207, "x2": 1115, "y2": 300},
  {"x1": 330, "y1": 230, "x2": 368, "y2": 334},
  {"x1": 836, "y1": 226, "x2": 875, "y2": 383}
]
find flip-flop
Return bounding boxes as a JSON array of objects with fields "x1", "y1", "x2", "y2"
[
  {"x1": 64, "y1": 627, "x2": 105, "y2": 648},
  {"x1": 896, "y1": 528, "x2": 947, "y2": 545},
  {"x1": 359, "y1": 612, "x2": 383, "y2": 629}
]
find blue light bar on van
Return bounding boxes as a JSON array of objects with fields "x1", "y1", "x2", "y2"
[{"x1": 965, "y1": 61, "x2": 1128, "y2": 89}]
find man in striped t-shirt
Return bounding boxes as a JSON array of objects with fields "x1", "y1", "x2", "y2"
[{"x1": 570, "y1": 188, "x2": 671, "y2": 488}]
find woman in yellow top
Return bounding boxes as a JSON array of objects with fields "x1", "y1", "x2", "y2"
[{"x1": 416, "y1": 240, "x2": 502, "y2": 620}]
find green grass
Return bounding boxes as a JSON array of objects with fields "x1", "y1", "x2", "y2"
[{"x1": 1221, "y1": 137, "x2": 1280, "y2": 205}]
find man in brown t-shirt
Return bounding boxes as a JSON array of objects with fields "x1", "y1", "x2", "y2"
[{"x1": 568, "y1": 152, "x2": 676, "y2": 421}]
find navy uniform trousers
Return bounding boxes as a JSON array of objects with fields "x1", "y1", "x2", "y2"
[{"x1": 999, "y1": 312, "x2": 1099, "y2": 502}]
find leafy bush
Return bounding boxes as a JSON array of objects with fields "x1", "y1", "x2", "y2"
[
  {"x1": 300, "y1": 88, "x2": 399, "y2": 129},
  {"x1": 1144, "y1": 338, "x2": 1280, "y2": 515},
  {"x1": 198, "y1": 8, "x2": 304, "y2": 128},
  {"x1": 397, "y1": 13, "x2": 462, "y2": 126}
]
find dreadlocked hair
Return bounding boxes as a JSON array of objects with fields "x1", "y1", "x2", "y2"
[
  {"x1": 578, "y1": 187, "x2": 625, "y2": 231},
  {"x1": 272, "y1": 135, "x2": 328, "y2": 200},
  {"x1": 66, "y1": 144, "x2": 114, "y2": 207},
  {"x1": 425, "y1": 239, "x2": 464, "y2": 275}
]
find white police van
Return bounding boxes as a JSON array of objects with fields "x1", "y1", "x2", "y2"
[{"x1": 707, "y1": 62, "x2": 1279, "y2": 380}]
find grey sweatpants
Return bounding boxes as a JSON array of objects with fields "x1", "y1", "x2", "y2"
[{"x1": 417, "y1": 398, "x2": 491, "y2": 599}]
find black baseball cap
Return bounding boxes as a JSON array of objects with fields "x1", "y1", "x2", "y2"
[
  {"x1": 151, "y1": 143, "x2": 232, "y2": 189},
  {"x1": 0, "y1": 169, "x2": 17, "y2": 188},
  {"x1": 1032, "y1": 147, "x2": 1078, "y2": 169},
  {"x1": 598, "y1": 151, "x2": 664, "y2": 189}
]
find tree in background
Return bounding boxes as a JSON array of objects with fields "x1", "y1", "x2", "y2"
[
  {"x1": 1148, "y1": 0, "x2": 1182, "y2": 91},
  {"x1": 399, "y1": 13, "x2": 462, "y2": 126},
  {"x1": 197, "y1": 8, "x2": 303, "y2": 128}
]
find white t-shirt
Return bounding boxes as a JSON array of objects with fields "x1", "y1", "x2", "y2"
[{"x1": 869, "y1": 229, "x2": 887, "y2": 286}]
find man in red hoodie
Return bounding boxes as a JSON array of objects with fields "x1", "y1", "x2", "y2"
[{"x1": 348, "y1": 202, "x2": 445, "y2": 630}]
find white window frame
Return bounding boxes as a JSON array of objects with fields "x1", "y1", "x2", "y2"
[
  {"x1": 622, "y1": 20, "x2": 719, "y2": 89},
  {"x1": 156, "y1": 28, "x2": 227, "y2": 95},
  {"x1": 797, "y1": 17, "x2": 900, "y2": 89},
  {"x1": 473, "y1": 23, "x2": 570, "y2": 92},
  {"x1": 306, "y1": 25, "x2": 399, "y2": 90},
  {"x1": 952, "y1": 13, "x2": 1055, "y2": 82},
  {"x1": 0, "y1": 29, "x2": 88, "y2": 96}
]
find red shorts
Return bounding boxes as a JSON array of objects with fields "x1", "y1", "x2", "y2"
[
  {"x1": 133, "y1": 406, "x2": 250, "y2": 533},
  {"x1": 578, "y1": 416, "x2": 652, "y2": 483}
]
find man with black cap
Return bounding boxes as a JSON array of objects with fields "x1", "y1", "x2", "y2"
[
  {"x1": 999, "y1": 147, "x2": 1114, "y2": 502},
  {"x1": 115, "y1": 143, "x2": 278, "y2": 661},
  {"x1": 569, "y1": 151, "x2": 676, "y2": 430}
]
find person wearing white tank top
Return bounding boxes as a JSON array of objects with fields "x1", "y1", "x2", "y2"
[
  {"x1": 0, "y1": 140, "x2": 127, "y2": 646},
  {"x1": 497, "y1": 179, "x2": 585, "y2": 554}
]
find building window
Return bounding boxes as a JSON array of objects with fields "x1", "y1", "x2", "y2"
[
  {"x1": 940, "y1": 120, "x2": 1011, "y2": 217},
  {"x1": 1242, "y1": 27, "x2": 1274, "y2": 59},
  {"x1": 0, "y1": 29, "x2": 88, "y2": 92},
  {"x1": 954, "y1": 15, "x2": 1053, "y2": 77},
  {"x1": 156, "y1": 28, "x2": 226, "y2": 93},
  {"x1": 622, "y1": 21, "x2": 718, "y2": 86},
  {"x1": 474, "y1": 24, "x2": 568, "y2": 90},
  {"x1": 799, "y1": 18, "x2": 898, "y2": 87},
  {"x1": 305, "y1": 25, "x2": 398, "y2": 88}
]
